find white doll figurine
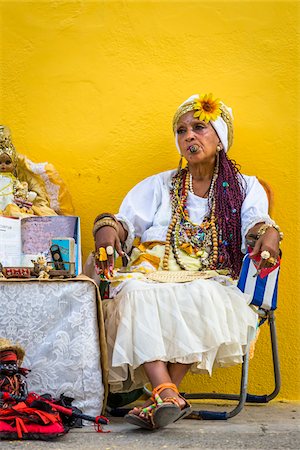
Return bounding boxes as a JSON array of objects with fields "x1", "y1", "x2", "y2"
[
  {"x1": 0, "y1": 125, "x2": 70, "y2": 217},
  {"x1": 0, "y1": 126, "x2": 37, "y2": 216}
]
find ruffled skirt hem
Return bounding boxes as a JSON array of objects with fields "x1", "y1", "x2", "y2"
[{"x1": 104, "y1": 278, "x2": 257, "y2": 393}]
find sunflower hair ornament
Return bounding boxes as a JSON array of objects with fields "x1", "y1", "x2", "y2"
[{"x1": 192, "y1": 93, "x2": 221, "y2": 123}]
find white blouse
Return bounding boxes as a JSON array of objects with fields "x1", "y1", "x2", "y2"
[{"x1": 115, "y1": 169, "x2": 274, "y2": 253}]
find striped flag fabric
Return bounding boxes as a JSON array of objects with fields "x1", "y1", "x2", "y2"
[{"x1": 237, "y1": 254, "x2": 280, "y2": 310}]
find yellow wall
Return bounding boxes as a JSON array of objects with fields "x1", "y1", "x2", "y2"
[{"x1": 1, "y1": 1, "x2": 299, "y2": 399}]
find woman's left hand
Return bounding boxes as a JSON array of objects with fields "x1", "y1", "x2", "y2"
[{"x1": 249, "y1": 227, "x2": 280, "y2": 270}]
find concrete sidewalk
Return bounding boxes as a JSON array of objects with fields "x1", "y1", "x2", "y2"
[{"x1": 1, "y1": 401, "x2": 299, "y2": 449}]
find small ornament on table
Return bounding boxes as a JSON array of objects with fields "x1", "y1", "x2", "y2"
[
  {"x1": 31, "y1": 255, "x2": 52, "y2": 279},
  {"x1": 1, "y1": 267, "x2": 32, "y2": 279}
]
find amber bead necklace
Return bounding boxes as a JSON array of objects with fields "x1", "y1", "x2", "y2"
[{"x1": 162, "y1": 156, "x2": 219, "y2": 271}]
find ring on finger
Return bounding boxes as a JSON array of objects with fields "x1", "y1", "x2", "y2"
[
  {"x1": 261, "y1": 250, "x2": 271, "y2": 260},
  {"x1": 106, "y1": 245, "x2": 114, "y2": 256}
]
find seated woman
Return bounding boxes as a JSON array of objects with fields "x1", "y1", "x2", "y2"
[
  {"x1": 87, "y1": 93, "x2": 281, "y2": 430},
  {"x1": 0, "y1": 125, "x2": 74, "y2": 217}
]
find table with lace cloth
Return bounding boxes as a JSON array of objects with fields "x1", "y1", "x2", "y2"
[{"x1": 0, "y1": 275, "x2": 108, "y2": 417}]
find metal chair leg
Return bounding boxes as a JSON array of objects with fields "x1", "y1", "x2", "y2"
[
  {"x1": 182, "y1": 311, "x2": 280, "y2": 418},
  {"x1": 268, "y1": 310, "x2": 281, "y2": 400},
  {"x1": 183, "y1": 332, "x2": 251, "y2": 420},
  {"x1": 246, "y1": 310, "x2": 281, "y2": 403}
]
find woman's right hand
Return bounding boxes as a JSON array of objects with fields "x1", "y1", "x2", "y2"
[{"x1": 95, "y1": 225, "x2": 124, "y2": 276}]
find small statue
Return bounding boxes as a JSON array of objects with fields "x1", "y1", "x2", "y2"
[{"x1": 31, "y1": 256, "x2": 52, "y2": 279}]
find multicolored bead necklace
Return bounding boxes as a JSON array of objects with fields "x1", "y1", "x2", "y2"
[{"x1": 163, "y1": 158, "x2": 219, "y2": 271}]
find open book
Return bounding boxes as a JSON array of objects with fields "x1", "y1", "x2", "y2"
[{"x1": 0, "y1": 216, "x2": 82, "y2": 275}]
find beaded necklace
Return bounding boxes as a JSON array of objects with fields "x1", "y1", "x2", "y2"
[
  {"x1": 163, "y1": 157, "x2": 219, "y2": 271},
  {"x1": 189, "y1": 173, "x2": 194, "y2": 194}
]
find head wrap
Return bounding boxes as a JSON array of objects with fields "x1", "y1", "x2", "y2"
[
  {"x1": 173, "y1": 94, "x2": 233, "y2": 153},
  {"x1": 0, "y1": 125, "x2": 18, "y2": 167},
  {"x1": 0, "y1": 337, "x2": 25, "y2": 365}
]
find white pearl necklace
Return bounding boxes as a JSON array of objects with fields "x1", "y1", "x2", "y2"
[{"x1": 188, "y1": 171, "x2": 216, "y2": 198}]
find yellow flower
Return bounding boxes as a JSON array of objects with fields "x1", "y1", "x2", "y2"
[{"x1": 193, "y1": 93, "x2": 221, "y2": 123}]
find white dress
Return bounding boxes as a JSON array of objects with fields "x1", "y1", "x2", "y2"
[
  {"x1": 0, "y1": 173, "x2": 15, "y2": 210},
  {"x1": 102, "y1": 170, "x2": 274, "y2": 393}
]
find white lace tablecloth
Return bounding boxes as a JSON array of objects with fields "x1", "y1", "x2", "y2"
[{"x1": 0, "y1": 277, "x2": 106, "y2": 417}]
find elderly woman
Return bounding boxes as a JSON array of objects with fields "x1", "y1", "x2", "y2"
[{"x1": 89, "y1": 93, "x2": 281, "y2": 430}]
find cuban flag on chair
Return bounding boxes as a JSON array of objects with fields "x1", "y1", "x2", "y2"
[{"x1": 237, "y1": 253, "x2": 280, "y2": 311}]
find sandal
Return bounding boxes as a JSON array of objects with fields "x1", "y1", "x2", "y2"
[
  {"x1": 125, "y1": 383, "x2": 192, "y2": 429},
  {"x1": 152, "y1": 383, "x2": 191, "y2": 428},
  {"x1": 173, "y1": 396, "x2": 192, "y2": 422},
  {"x1": 124, "y1": 399, "x2": 157, "y2": 430}
]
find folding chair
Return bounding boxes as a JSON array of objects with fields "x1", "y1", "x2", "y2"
[{"x1": 105, "y1": 180, "x2": 281, "y2": 420}]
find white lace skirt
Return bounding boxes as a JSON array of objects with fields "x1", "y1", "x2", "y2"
[{"x1": 104, "y1": 277, "x2": 258, "y2": 393}]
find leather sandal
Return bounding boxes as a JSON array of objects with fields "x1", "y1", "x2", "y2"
[
  {"x1": 125, "y1": 398, "x2": 157, "y2": 430},
  {"x1": 152, "y1": 383, "x2": 191, "y2": 428},
  {"x1": 173, "y1": 393, "x2": 192, "y2": 422},
  {"x1": 125, "y1": 383, "x2": 192, "y2": 429}
]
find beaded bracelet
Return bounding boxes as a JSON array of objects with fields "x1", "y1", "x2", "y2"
[
  {"x1": 257, "y1": 223, "x2": 284, "y2": 241},
  {"x1": 93, "y1": 212, "x2": 117, "y2": 225},
  {"x1": 93, "y1": 218, "x2": 119, "y2": 239}
]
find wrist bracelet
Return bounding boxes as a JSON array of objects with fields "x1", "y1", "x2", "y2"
[
  {"x1": 271, "y1": 223, "x2": 284, "y2": 241},
  {"x1": 93, "y1": 218, "x2": 119, "y2": 239},
  {"x1": 94, "y1": 212, "x2": 117, "y2": 225},
  {"x1": 257, "y1": 223, "x2": 284, "y2": 241}
]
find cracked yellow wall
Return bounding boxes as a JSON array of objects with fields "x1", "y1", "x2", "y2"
[{"x1": 1, "y1": 1, "x2": 299, "y2": 399}]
